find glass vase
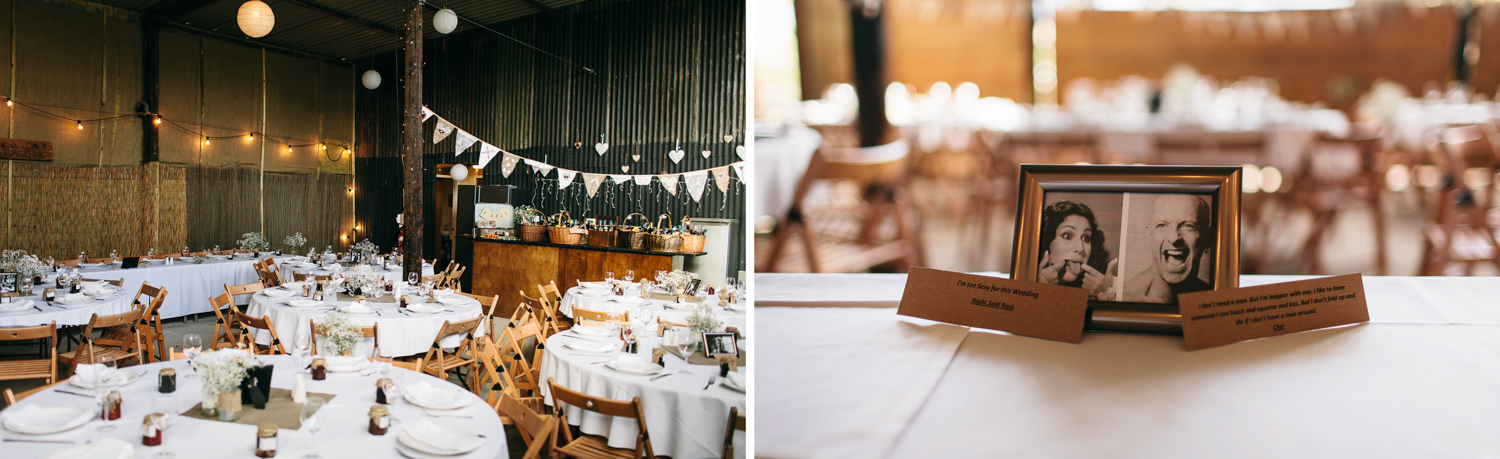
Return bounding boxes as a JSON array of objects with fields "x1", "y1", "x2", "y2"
[{"x1": 217, "y1": 390, "x2": 243, "y2": 422}]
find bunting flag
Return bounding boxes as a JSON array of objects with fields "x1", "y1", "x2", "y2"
[
  {"x1": 634, "y1": 175, "x2": 652, "y2": 186},
  {"x1": 582, "y1": 173, "x2": 605, "y2": 197},
  {"x1": 610, "y1": 175, "x2": 632, "y2": 184},
  {"x1": 711, "y1": 166, "x2": 731, "y2": 193},
  {"x1": 500, "y1": 152, "x2": 521, "y2": 177},
  {"x1": 433, "y1": 120, "x2": 455, "y2": 143},
  {"x1": 454, "y1": 130, "x2": 478, "y2": 155},
  {"x1": 477, "y1": 143, "x2": 501, "y2": 169},
  {"x1": 731, "y1": 162, "x2": 748, "y2": 181},
  {"x1": 557, "y1": 169, "x2": 578, "y2": 189},
  {"x1": 420, "y1": 107, "x2": 434, "y2": 122},
  {"x1": 526, "y1": 159, "x2": 554, "y2": 176},
  {"x1": 660, "y1": 174, "x2": 680, "y2": 196},
  {"x1": 684, "y1": 170, "x2": 709, "y2": 202}
]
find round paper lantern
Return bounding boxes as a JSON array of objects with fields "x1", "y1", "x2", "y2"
[
  {"x1": 237, "y1": 1, "x2": 275, "y2": 38},
  {"x1": 434, "y1": 8, "x2": 458, "y2": 34},
  {"x1": 361, "y1": 70, "x2": 381, "y2": 90},
  {"x1": 451, "y1": 163, "x2": 469, "y2": 181}
]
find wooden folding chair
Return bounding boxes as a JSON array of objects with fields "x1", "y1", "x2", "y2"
[
  {"x1": 208, "y1": 292, "x2": 240, "y2": 350},
  {"x1": 548, "y1": 377, "x2": 654, "y2": 459},
  {"x1": 456, "y1": 292, "x2": 500, "y2": 338},
  {"x1": 498, "y1": 393, "x2": 556, "y2": 459},
  {"x1": 496, "y1": 311, "x2": 545, "y2": 397},
  {"x1": 310, "y1": 319, "x2": 378, "y2": 357},
  {"x1": 444, "y1": 265, "x2": 467, "y2": 291},
  {"x1": 99, "y1": 283, "x2": 166, "y2": 363},
  {"x1": 520, "y1": 291, "x2": 563, "y2": 338},
  {"x1": 292, "y1": 272, "x2": 311, "y2": 282},
  {"x1": 1290, "y1": 131, "x2": 1389, "y2": 274},
  {"x1": 58, "y1": 308, "x2": 145, "y2": 376},
  {"x1": 535, "y1": 282, "x2": 574, "y2": 332},
  {"x1": 0, "y1": 322, "x2": 57, "y2": 385},
  {"x1": 1419, "y1": 124, "x2": 1500, "y2": 275},
  {"x1": 472, "y1": 336, "x2": 546, "y2": 421},
  {"x1": 420, "y1": 315, "x2": 484, "y2": 387},
  {"x1": 375, "y1": 356, "x2": 423, "y2": 372},
  {"x1": 4, "y1": 380, "x2": 66, "y2": 405},
  {"x1": 722, "y1": 406, "x2": 747, "y2": 459},
  {"x1": 232, "y1": 310, "x2": 286, "y2": 355}
]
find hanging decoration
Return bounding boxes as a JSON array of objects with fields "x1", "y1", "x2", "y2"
[
  {"x1": 557, "y1": 170, "x2": 577, "y2": 189},
  {"x1": 610, "y1": 175, "x2": 631, "y2": 184},
  {"x1": 454, "y1": 131, "x2": 478, "y2": 155},
  {"x1": 712, "y1": 166, "x2": 730, "y2": 193},
  {"x1": 582, "y1": 173, "x2": 605, "y2": 197},
  {"x1": 736, "y1": 145, "x2": 745, "y2": 160},
  {"x1": 668, "y1": 139, "x2": 685, "y2": 164},
  {"x1": 702, "y1": 149, "x2": 712, "y2": 159},
  {"x1": 595, "y1": 135, "x2": 609, "y2": 155},
  {"x1": 684, "y1": 170, "x2": 709, "y2": 202},
  {"x1": 731, "y1": 162, "x2": 748, "y2": 181},
  {"x1": 634, "y1": 176, "x2": 652, "y2": 186},
  {"x1": 621, "y1": 165, "x2": 630, "y2": 173},
  {"x1": 632, "y1": 154, "x2": 641, "y2": 162},
  {"x1": 525, "y1": 159, "x2": 554, "y2": 176},
  {"x1": 500, "y1": 152, "x2": 521, "y2": 177},
  {"x1": 237, "y1": 1, "x2": 275, "y2": 38},
  {"x1": 362, "y1": 70, "x2": 381, "y2": 90},
  {"x1": 420, "y1": 106, "x2": 434, "y2": 122},
  {"x1": 433, "y1": 121, "x2": 455, "y2": 143},
  {"x1": 660, "y1": 174, "x2": 681, "y2": 196},
  {"x1": 477, "y1": 143, "x2": 501, "y2": 169}
]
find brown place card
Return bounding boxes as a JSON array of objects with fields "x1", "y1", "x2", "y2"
[
  {"x1": 1178, "y1": 273, "x2": 1369, "y2": 350},
  {"x1": 661, "y1": 345, "x2": 746, "y2": 365},
  {"x1": 896, "y1": 267, "x2": 1089, "y2": 343}
]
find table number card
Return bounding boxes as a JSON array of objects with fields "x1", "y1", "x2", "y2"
[
  {"x1": 897, "y1": 267, "x2": 1089, "y2": 343},
  {"x1": 1178, "y1": 273, "x2": 1369, "y2": 350}
]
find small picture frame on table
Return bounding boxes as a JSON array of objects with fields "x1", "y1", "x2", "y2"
[
  {"x1": 702, "y1": 332, "x2": 738, "y2": 358},
  {"x1": 1010, "y1": 164, "x2": 1242, "y2": 334},
  {"x1": 0, "y1": 272, "x2": 19, "y2": 297}
]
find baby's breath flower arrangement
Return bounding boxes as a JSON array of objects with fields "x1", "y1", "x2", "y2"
[
  {"x1": 192, "y1": 349, "x2": 252, "y2": 396},
  {"x1": 351, "y1": 239, "x2": 378, "y2": 259},
  {"x1": 316, "y1": 312, "x2": 361, "y2": 356},
  {"x1": 341, "y1": 265, "x2": 383, "y2": 297},
  {"x1": 658, "y1": 269, "x2": 698, "y2": 292},
  {"x1": 192, "y1": 253, "x2": 209, "y2": 264},
  {"x1": 283, "y1": 232, "x2": 307, "y2": 249},
  {"x1": 1, "y1": 250, "x2": 47, "y2": 278},
  {"x1": 238, "y1": 232, "x2": 270, "y2": 252}
]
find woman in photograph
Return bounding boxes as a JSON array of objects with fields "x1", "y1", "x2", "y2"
[{"x1": 1037, "y1": 201, "x2": 1117, "y2": 299}]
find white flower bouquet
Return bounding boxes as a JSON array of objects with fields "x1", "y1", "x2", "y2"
[
  {"x1": 316, "y1": 312, "x2": 362, "y2": 356},
  {"x1": 687, "y1": 304, "x2": 721, "y2": 334},
  {"x1": 238, "y1": 232, "x2": 270, "y2": 252},
  {"x1": 283, "y1": 232, "x2": 307, "y2": 249},
  {"x1": 341, "y1": 265, "x2": 384, "y2": 297},
  {"x1": 192, "y1": 349, "x2": 252, "y2": 396},
  {"x1": 351, "y1": 239, "x2": 378, "y2": 258},
  {"x1": 1, "y1": 250, "x2": 47, "y2": 278},
  {"x1": 192, "y1": 253, "x2": 209, "y2": 264},
  {"x1": 658, "y1": 269, "x2": 699, "y2": 292}
]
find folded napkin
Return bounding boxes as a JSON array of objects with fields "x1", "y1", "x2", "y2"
[
  {"x1": 436, "y1": 296, "x2": 468, "y2": 306},
  {"x1": 63, "y1": 293, "x2": 88, "y2": 303},
  {"x1": 610, "y1": 356, "x2": 651, "y2": 372},
  {"x1": 727, "y1": 370, "x2": 744, "y2": 388},
  {"x1": 431, "y1": 289, "x2": 454, "y2": 297},
  {"x1": 571, "y1": 325, "x2": 613, "y2": 337},
  {"x1": 73, "y1": 364, "x2": 115, "y2": 386},
  {"x1": 325, "y1": 356, "x2": 368, "y2": 372},
  {"x1": 564, "y1": 340, "x2": 614, "y2": 353},
  {"x1": 400, "y1": 418, "x2": 483, "y2": 455},
  {"x1": 0, "y1": 299, "x2": 33, "y2": 312},
  {"x1": 407, "y1": 303, "x2": 443, "y2": 314},
  {"x1": 5, "y1": 404, "x2": 91, "y2": 431},
  {"x1": 405, "y1": 381, "x2": 464, "y2": 408},
  {"x1": 341, "y1": 303, "x2": 372, "y2": 314},
  {"x1": 87, "y1": 437, "x2": 137, "y2": 459}
]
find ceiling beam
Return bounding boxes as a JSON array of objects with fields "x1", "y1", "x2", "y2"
[
  {"x1": 278, "y1": 0, "x2": 403, "y2": 37},
  {"x1": 159, "y1": 21, "x2": 349, "y2": 63},
  {"x1": 143, "y1": 0, "x2": 224, "y2": 22},
  {"x1": 518, "y1": 0, "x2": 553, "y2": 12}
]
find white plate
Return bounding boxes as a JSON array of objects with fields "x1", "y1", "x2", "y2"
[
  {"x1": 44, "y1": 438, "x2": 136, "y2": 459},
  {"x1": 340, "y1": 305, "x2": 375, "y2": 315},
  {"x1": 570, "y1": 325, "x2": 614, "y2": 337},
  {"x1": 406, "y1": 304, "x2": 443, "y2": 314},
  {"x1": 298, "y1": 263, "x2": 317, "y2": 269},
  {"x1": 577, "y1": 281, "x2": 610, "y2": 289},
  {"x1": 564, "y1": 340, "x2": 616, "y2": 354},
  {"x1": 263, "y1": 289, "x2": 294, "y2": 298},
  {"x1": 402, "y1": 383, "x2": 471, "y2": 411},
  {"x1": 77, "y1": 263, "x2": 104, "y2": 268},
  {"x1": 68, "y1": 370, "x2": 139, "y2": 389},
  {"x1": 0, "y1": 300, "x2": 33, "y2": 313},
  {"x1": 436, "y1": 296, "x2": 468, "y2": 306},
  {"x1": 281, "y1": 282, "x2": 307, "y2": 291},
  {"x1": 324, "y1": 356, "x2": 369, "y2": 373},
  {"x1": 576, "y1": 289, "x2": 610, "y2": 297},
  {"x1": 284, "y1": 299, "x2": 322, "y2": 308},
  {"x1": 431, "y1": 289, "x2": 454, "y2": 297},
  {"x1": 3, "y1": 405, "x2": 93, "y2": 434},
  {"x1": 611, "y1": 296, "x2": 648, "y2": 306},
  {"x1": 397, "y1": 420, "x2": 483, "y2": 456},
  {"x1": 605, "y1": 359, "x2": 664, "y2": 375}
]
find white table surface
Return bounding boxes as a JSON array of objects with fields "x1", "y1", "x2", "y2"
[
  {"x1": 0, "y1": 355, "x2": 507, "y2": 458},
  {"x1": 62, "y1": 255, "x2": 291, "y2": 320},
  {"x1": 559, "y1": 287, "x2": 747, "y2": 331},
  {"x1": 539, "y1": 324, "x2": 746, "y2": 459},
  {"x1": 756, "y1": 273, "x2": 1500, "y2": 459},
  {"x1": 244, "y1": 288, "x2": 486, "y2": 358},
  {"x1": 0, "y1": 284, "x2": 134, "y2": 328},
  {"x1": 279, "y1": 262, "x2": 434, "y2": 285}
]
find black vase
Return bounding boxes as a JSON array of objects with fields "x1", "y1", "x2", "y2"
[{"x1": 239, "y1": 365, "x2": 275, "y2": 409}]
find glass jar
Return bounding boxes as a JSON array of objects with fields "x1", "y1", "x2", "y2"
[
  {"x1": 255, "y1": 423, "x2": 278, "y2": 457},
  {"x1": 367, "y1": 406, "x2": 389, "y2": 435}
]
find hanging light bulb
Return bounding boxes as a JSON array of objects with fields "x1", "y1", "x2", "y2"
[
  {"x1": 322, "y1": 143, "x2": 327, "y2": 150},
  {"x1": 5, "y1": 99, "x2": 12, "y2": 107},
  {"x1": 76, "y1": 121, "x2": 83, "y2": 130},
  {"x1": 287, "y1": 145, "x2": 293, "y2": 153},
  {"x1": 153, "y1": 116, "x2": 161, "y2": 126},
  {"x1": 204, "y1": 138, "x2": 211, "y2": 146}
]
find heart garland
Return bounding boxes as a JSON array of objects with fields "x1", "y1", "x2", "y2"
[
  {"x1": 557, "y1": 170, "x2": 577, "y2": 189},
  {"x1": 595, "y1": 134, "x2": 609, "y2": 155},
  {"x1": 736, "y1": 145, "x2": 745, "y2": 160},
  {"x1": 668, "y1": 138, "x2": 685, "y2": 164},
  {"x1": 711, "y1": 166, "x2": 731, "y2": 193},
  {"x1": 660, "y1": 174, "x2": 681, "y2": 195}
]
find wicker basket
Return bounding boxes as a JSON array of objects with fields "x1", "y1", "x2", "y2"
[
  {"x1": 645, "y1": 213, "x2": 683, "y2": 253},
  {"x1": 617, "y1": 213, "x2": 649, "y2": 250},
  {"x1": 517, "y1": 208, "x2": 547, "y2": 242},
  {"x1": 547, "y1": 210, "x2": 583, "y2": 245},
  {"x1": 587, "y1": 227, "x2": 617, "y2": 247},
  {"x1": 680, "y1": 215, "x2": 706, "y2": 253}
]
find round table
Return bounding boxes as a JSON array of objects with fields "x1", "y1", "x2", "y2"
[
  {"x1": 244, "y1": 287, "x2": 486, "y2": 358},
  {"x1": 278, "y1": 261, "x2": 434, "y2": 285},
  {"x1": 0, "y1": 283, "x2": 134, "y2": 328},
  {"x1": 0, "y1": 355, "x2": 508, "y2": 458},
  {"x1": 559, "y1": 287, "x2": 747, "y2": 331},
  {"x1": 541, "y1": 290, "x2": 747, "y2": 459}
]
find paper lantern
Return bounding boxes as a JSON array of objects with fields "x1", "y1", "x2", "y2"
[
  {"x1": 361, "y1": 70, "x2": 381, "y2": 90},
  {"x1": 451, "y1": 163, "x2": 469, "y2": 181},
  {"x1": 434, "y1": 8, "x2": 458, "y2": 34},
  {"x1": 237, "y1": 1, "x2": 275, "y2": 38}
]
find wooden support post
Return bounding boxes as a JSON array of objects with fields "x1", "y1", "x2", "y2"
[
  {"x1": 142, "y1": 23, "x2": 160, "y2": 163},
  {"x1": 849, "y1": 2, "x2": 889, "y2": 148},
  {"x1": 402, "y1": 0, "x2": 425, "y2": 278}
]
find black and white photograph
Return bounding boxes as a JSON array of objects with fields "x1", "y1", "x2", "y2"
[
  {"x1": 1120, "y1": 193, "x2": 1216, "y2": 304},
  {"x1": 0, "y1": 272, "x2": 18, "y2": 295},
  {"x1": 1036, "y1": 192, "x2": 1123, "y2": 300},
  {"x1": 703, "y1": 332, "x2": 739, "y2": 358}
]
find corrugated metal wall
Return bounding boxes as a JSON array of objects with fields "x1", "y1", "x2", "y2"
[{"x1": 355, "y1": 0, "x2": 746, "y2": 271}]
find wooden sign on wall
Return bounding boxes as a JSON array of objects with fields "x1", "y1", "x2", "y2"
[{"x1": 0, "y1": 138, "x2": 53, "y2": 161}]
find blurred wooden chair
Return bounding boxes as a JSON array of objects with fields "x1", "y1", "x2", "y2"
[
  {"x1": 58, "y1": 309, "x2": 144, "y2": 376},
  {"x1": 496, "y1": 309, "x2": 544, "y2": 396},
  {"x1": 722, "y1": 406, "x2": 747, "y2": 459},
  {"x1": 520, "y1": 290, "x2": 562, "y2": 337},
  {"x1": 1002, "y1": 131, "x2": 1103, "y2": 165},
  {"x1": 98, "y1": 283, "x2": 166, "y2": 363},
  {"x1": 762, "y1": 139, "x2": 925, "y2": 273},
  {"x1": 1419, "y1": 124, "x2": 1500, "y2": 275},
  {"x1": 310, "y1": 319, "x2": 378, "y2": 357},
  {"x1": 497, "y1": 393, "x2": 555, "y2": 459},
  {"x1": 420, "y1": 315, "x2": 484, "y2": 388},
  {"x1": 1289, "y1": 131, "x2": 1389, "y2": 274},
  {"x1": 1154, "y1": 131, "x2": 1274, "y2": 272},
  {"x1": 455, "y1": 292, "x2": 499, "y2": 337},
  {"x1": 473, "y1": 335, "x2": 546, "y2": 418},
  {"x1": 0, "y1": 322, "x2": 57, "y2": 386},
  {"x1": 4, "y1": 381, "x2": 66, "y2": 405},
  {"x1": 548, "y1": 377, "x2": 654, "y2": 459},
  {"x1": 232, "y1": 310, "x2": 285, "y2": 355},
  {"x1": 207, "y1": 292, "x2": 240, "y2": 350}
]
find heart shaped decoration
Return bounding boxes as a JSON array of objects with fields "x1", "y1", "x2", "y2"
[
  {"x1": 723, "y1": 134, "x2": 734, "y2": 142},
  {"x1": 632, "y1": 154, "x2": 641, "y2": 162},
  {"x1": 736, "y1": 145, "x2": 745, "y2": 160},
  {"x1": 595, "y1": 142, "x2": 609, "y2": 155},
  {"x1": 701, "y1": 150, "x2": 711, "y2": 158},
  {"x1": 668, "y1": 149, "x2": 685, "y2": 164},
  {"x1": 621, "y1": 165, "x2": 630, "y2": 173}
]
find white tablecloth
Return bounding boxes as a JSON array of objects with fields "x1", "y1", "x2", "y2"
[
  {"x1": 538, "y1": 325, "x2": 747, "y2": 459},
  {"x1": 65, "y1": 256, "x2": 291, "y2": 320},
  {"x1": 0, "y1": 355, "x2": 507, "y2": 458},
  {"x1": 279, "y1": 262, "x2": 434, "y2": 285},
  {"x1": 756, "y1": 273, "x2": 1500, "y2": 459},
  {"x1": 244, "y1": 289, "x2": 486, "y2": 358},
  {"x1": 0, "y1": 285, "x2": 134, "y2": 328},
  {"x1": 559, "y1": 287, "x2": 747, "y2": 331},
  {"x1": 755, "y1": 124, "x2": 823, "y2": 222}
]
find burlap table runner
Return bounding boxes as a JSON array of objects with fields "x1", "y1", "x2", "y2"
[
  {"x1": 648, "y1": 293, "x2": 706, "y2": 303},
  {"x1": 661, "y1": 345, "x2": 747, "y2": 365},
  {"x1": 183, "y1": 389, "x2": 337, "y2": 429},
  {"x1": 335, "y1": 292, "x2": 397, "y2": 303}
]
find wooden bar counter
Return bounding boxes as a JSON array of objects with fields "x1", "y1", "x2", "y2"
[{"x1": 467, "y1": 237, "x2": 704, "y2": 318}]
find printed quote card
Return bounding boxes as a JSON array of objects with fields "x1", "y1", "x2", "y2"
[
  {"x1": 897, "y1": 267, "x2": 1089, "y2": 343},
  {"x1": 1177, "y1": 273, "x2": 1369, "y2": 350}
]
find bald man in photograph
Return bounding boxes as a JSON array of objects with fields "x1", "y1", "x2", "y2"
[{"x1": 1124, "y1": 194, "x2": 1213, "y2": 304}]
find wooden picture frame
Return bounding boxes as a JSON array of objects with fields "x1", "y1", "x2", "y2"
[
  {"x1": 702, "y1": 332, "x2": 738, "y2": 358},
  {"x1": 1010, "y1": 164, "x2": 1242, "y2": 334},
  {"x1": 0, "y1": 272, "x2": 19, "y2": 297}
]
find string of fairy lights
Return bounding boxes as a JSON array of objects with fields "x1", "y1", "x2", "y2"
[{"x1": 1, "y1": 95, "x2": 353, "y2": 159}]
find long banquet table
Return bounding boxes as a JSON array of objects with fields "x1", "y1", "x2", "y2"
[
  {"x1": 244, "y1": 288, "x2": 486, "y2": 358},
  {"x1": 756, "y1": 273, "x2": 1500, "y2": 459},
  {"x1": 60, "y1": 255, "x2": 289, "y2": 319}
]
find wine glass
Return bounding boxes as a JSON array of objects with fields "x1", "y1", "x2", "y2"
[
  {"x1": 605, "y1": 271, "x2": 615, "y2": 283},
  {"x1": 624, "y1": 270, "x2": 635, "y2": 283},
  {"x1": 676, "y1": 328, "x2": 694, "y2": 357},
  {"x1": 94, "y1": 355, "x2": 118, "y2": 432},
  {"x1": 407, "y1": 272, "x2": 418, "y2": 287},
  {"x1": 182, "y1": 334, "x2": 202, "y2": 378},
  {"x1": 150, "y1": 395, "x2": 177, "y2": 458},
  {"x1": 299, "y1": 397, "x2": 326, "y2": 458},
  {"x1": 293, "y1": 333, "x2": 312, "y2": 373}
]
